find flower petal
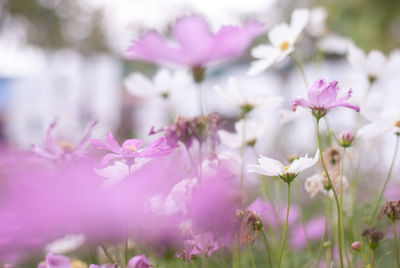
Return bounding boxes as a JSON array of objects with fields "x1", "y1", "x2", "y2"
[
  {"x1": 257, "y1": 155, "x2": 285, "y2": 176},
  {"x1": 288, "y1": 150, "x2": 319, "y2": 174}
]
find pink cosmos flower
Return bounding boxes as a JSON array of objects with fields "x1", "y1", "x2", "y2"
[
  {"x1": 290, "y1": 217, "x2": 325, "y2": 250},
  {"x1": 37, "y1": 252, "x2": 70, "y2": 268},
  {"x1": 291, "y1": 79, "x2": 360, "y2": 118},
  {"x1": 90, "y1": 133, "x2": 173, "y2": 167},
  {"x1": 177, "y1": 232, "x2": 219, "y2": 263},
  {"x1": 127, "y1": 254, "x2": 150, "y2": 268},
  {"x1": 126, "y1": 16, "x2": 263, "y2": 68},
  {"x1": 32, "y1": 120, "x2": 98, "y2": 162}
]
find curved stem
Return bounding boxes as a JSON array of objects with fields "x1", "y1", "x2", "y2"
[
  {"x1": 370, "y1": 134, "x2": 400, "y2": 221},
  {"x1": 393, "y1": 219, "x2": 400, "y2": 268},
  {"x1": 247, "y1": 243, "x2": 256, "y2": 268},
  {"x1": 278, "y1": 183, "x2": 291, "y2": 268},
  {"x1": 340, "y1": 148, "x2": 352, "y2": 267},
  {"x1": 316, "y1": 118, "x2": 344, "y2": 268},
  {"x1": 260, "y1": 229, "x2": 273, "y2": 267}
]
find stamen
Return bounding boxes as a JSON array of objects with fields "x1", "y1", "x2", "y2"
[{"x1": 280, "y1": 41, "x2": 289, "y2": 51}]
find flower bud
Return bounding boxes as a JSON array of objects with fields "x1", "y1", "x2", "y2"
[
  {"x1": 338, "y1": 130, "x2": 354, "y2": 147},
  {"x1": 351, "y1": 241, "x2": 361, "y2": 251}
]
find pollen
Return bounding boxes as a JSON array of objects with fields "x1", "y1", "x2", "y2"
[
  {"x1": 280, "y1": 41, "x2": 289, "y2": 51},
  {"x1": 395, "y1": 119, "x2": 400, "y2": 128},
  {"x1": 284, "y1": 166, "x2": 290, "y2": 171},
  {"x1": 127, "y1": 145, "x2": 137, "y2": 152}
]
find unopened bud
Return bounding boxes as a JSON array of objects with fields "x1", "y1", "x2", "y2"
[
  {"x1": 338, "y1": 130, "x2": 354, "y2": 147},
  {"x1": 351, "y1": 241, "x2": 361, "y2": 251}
]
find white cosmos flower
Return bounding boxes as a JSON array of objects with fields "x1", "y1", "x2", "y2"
[
  {"x1": 347, "y1": 44, "x2": 387, "y2": 81},
  {"x1": 124, "y1": 68, "x2": 192, "y2": 98},
  {"x1": 45, "y1": 234, "x2": 85, "y2": 254},
  {"x1": 214, "y1": 77, "x2": 283, "y2": 112},
  {"x1": 305, "y1": 173, "x2": 349, "y2": 198},
  {"x1": 358, "y1": 106, "x2": 400, "y2": 139},
  {"x1": 248, "y1": 9, "x2": 309, "y2": 75},
  {"x1": 218, "y1": 119, "x2": 268, "y2": 149},
  {"x1": 307, "y1": 7, "x2": 327, "y2": 37},
  {"x1": 247, "y1": 149, "x2": 319, "y2": 178}
]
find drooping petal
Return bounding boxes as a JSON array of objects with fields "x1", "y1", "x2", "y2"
[
  {"x1": 330, "y1": 89, "x2": 360, "y2": 112},
  {"x1": 288, "y1": 150, "x2": 319, "y2": 174},
  {"x1": 291, "y1": 98, "x2": 311, "y2": 111},
  {"x1": 247, "y1": 164, "x2": 273, "y2": 176}
]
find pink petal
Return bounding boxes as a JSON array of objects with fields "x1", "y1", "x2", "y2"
[
  {"x1": 105, "y1": 133, "x2": 121, "y2": 154},
  {"x1": 90, "y1": 138, "x2": 109, "y2": 151},
  {"x1": 100, "y1": 153, "x2": 122, "y2": 167},
  {"x1": 43, "y1": 121, "x2": 63, "y2": 156},
  {"x1": 75, "y1": 120, "x2": 98, "y2": 153},
  {"x1": 126, "y1": 31, "x2": 186, "y2": 65},
  {"x1": 172, "y1": 16, "x2": 214, "y2": 66},
  {"x1": 291, "y1": 98, "x2": 310, "y2": 111}
]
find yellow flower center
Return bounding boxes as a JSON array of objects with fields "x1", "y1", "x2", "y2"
[
  {"x1": 395, "y1": 119, "x2": 400, "y2": 128},
  {"x1": 127, "y1": 145, "x2": 137, "y2": 152},
  {"x1": 280, "y1": 41, "x2": 289, "y2": 51},
  {"x1": 58, "y1": 139, "x2": 75, "y2": 152},
  {"x1": 284, "y1": 166, "x2": 290, "y2": 172}
]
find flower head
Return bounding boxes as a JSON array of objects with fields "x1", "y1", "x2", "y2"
[
  {"x1": 126, "y1": 16, "x2": 262, "y2": 68},
  {"x1": 358, "y1": 106, "x2": 400, "y2": 139},
  {"x1": 128, "y1": 255, "x2": 150, "y2": 268},
  {"x1": 248, "y1": 9, "x2": 309, "y2": 75},
  {"x1": 248, "y1": 150, "x2": 319, "y2": 183},
  {"x1": 90, "y1": 133, "x2": 172, "y2": 167},
  {"x1": 291, "y1": 79, "x2": 360, "y2": 118},
  {"x1": 377, "y1": 200, "x2": 400, "y2": 220},
  {"x1": 337, "y1": 130, "x2": 354, "y2": 147},
  {"x1": 32, "y1": 120, "x2": 98, "y2": 163}
]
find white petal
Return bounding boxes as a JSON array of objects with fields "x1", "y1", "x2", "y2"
[
  {"x1": 366, "y1": 50, "x2": 386, "y2": 77},
  {"x1": 247, "y1": 58, "x2": 277, "y2": 76},
  {"x1": 258, "y1": 155, "x2": 286, "y2": 176},
  {"x1": 247, "y1": 164, "x2": 274, "y2": 176},
  {"x1": 251, "y1": 45, "x2": 279, "y2": 59},
  {"x1": 347, "y1": 44, "x2": 366, "y2": 73},
  {"x1": 218, "y1": 129, "x2": 242, "y2": 149},
  {"x1": 290, "y1": 9, "x2": 310, "y2": 38},
  {"x1": 124, "y1": 72, "x2": 155, "y2": 98},
  {"x1": 357, "y1": 122, "x2": 391, "y2": 139},
  {"x1": 268, "y1": 24, "x2": 292, "y2": 48},
  {"x1": 288, "y1": 149, "x2": 319, "y2": 173}
]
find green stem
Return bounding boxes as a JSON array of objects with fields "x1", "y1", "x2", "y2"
[
  {"x1": 124, "y1": 239, "x2": 128, "y2": 267},
  {"x1": 99, "y1": 242, "x2": 116, "y2": 264},
  {"x1": 277, "y1": 182, "x2": 291, "y2": 268},
  {"x1": 247, "y1": 243, "x2": 256, "y2": 268},
  {"x1": 371, "y1": 249, "x2": 375, "y2": 268},
  {"x1": 340, "y1": 148, "x2": 352, "y2": 267},
  {"x1": 370, "y1": 134, "x2": 400, "y2": 221},
  {"x1": 393, "y1": 219, "x2": 400, "y2": 268},
  {"x1": 260, "y1": 229, "x2": 273, "y2": 267},
  {"x1": 316, "y1": 118, "x2": 344, "y2": 268},
  {"x1": 240, "y1": 115, "x2": 247, "y2": 190},
  {"x1": 316, "y1": 194, "x2": 330, "y2": 268},
  {"x1": 291, "y1": 54, "x2": 308, "y2": 88}
]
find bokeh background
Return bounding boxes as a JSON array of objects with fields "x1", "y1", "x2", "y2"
[{"x1": 1, "y1": 0, "x2": 400, "y2": 149}]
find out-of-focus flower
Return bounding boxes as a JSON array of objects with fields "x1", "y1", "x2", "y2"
[
  {"x1": 361, "y1": 227, "x2": 384, "y2": 249},
  {"x1": 305, "y1": 173, "x2": 325, "y2": 198},
  {"x1": 91, "y1": 133, "x2": 172, "y2": 167},
  {"x1": 44, "y1": 234, "x2": 85, "y2": 255},
  {"x1": 38, "y1": 252, "x2": 70, "y2": 268},
  {"x1": 32, "y1": 120, "x2": 98, "y2": 162},
  {"x1": 351, "y1": 241, "x2": 361, "y2": 251},
  {"x1": 306, "y1": 7, "x2": 327, "y2": 37},
  {"x1": 238, "y1": 210, "x2": 263, "y2": 244},
  {"x1": 218, "y1": 119, "x2": 268, "y2": 149},
  {"x1": 124, "y1": 68, "x2": 192, "y2": 99},
  {"x1": 347, "y1": 44, "x2": 387, "y2": 83},
  {"x1": 248, "y1": 9, "x2": 309, "y2": 75},
  {"x1": 337, "y1": 130, "x2": 355, "y2": 147},
  {"x1": 201, "y1": 151, "x2": 241, "y2": 178},
  {"x1": 214, "y1": 77, "x2": 283, "y2": 114},
  {"x1": 377, "y1": 200, "x2": 400, "y2": 220},
  {"x1": 358, "y1": 106, "x2": 400, "y2": 139},
  {"x1": 248, "y1": 150, "x2": 319, "y2": 183},
  {"x1": 290, "y1": 217, "x2": 325, "y2": 250},
  {"x1": 89, "y1": 264, "x2": 116, "y2": 268},
  {"x1": 127, "y1": 254, "x2": 150, "y2": 268},
  {"x1": 247, "y1": 198, "x2": 299, "y2": 227},
  {"x1": 176, "y1": 232, "x2": 219, "y2": 263},
  {"x1": 150, "y1": 113, "x2": 220, "y2": 150},
  {"x1": 291, "y1": 79, "x2": 360, "y2": 118},
  {"x1": 126, "y1": 16, "x2": 263, "y2": 68},
  {"x1": 317, "y1": 34, "x2": 353, "y2": 55}
]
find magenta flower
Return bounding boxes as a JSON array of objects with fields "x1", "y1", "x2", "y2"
[
  {"x1": 126, "y1": 16, "x2": 263, "y2": 68},
  {"x1": 127, "y1": 254, "x2": 150, "y2": 268},
  {"x1": 291, "y1": 79, "x2": 360, "y2": 118},
  {"x1": 177, "y1": 233, "x2": 219, "y2": 263},
  {"x1": 338, "y1": 130, "x2": 355, "y2": 147},
  {"x1": 32, "y1": 120, "x2": 97, "y2": 162},
  {"x1": 37, "y1": 252, "x2": 70, "y2": 268},
  {"x1": 90, "y1": 133, "x2": 173, "y2": 166}
]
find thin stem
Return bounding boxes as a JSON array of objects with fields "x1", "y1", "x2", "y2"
[
  {"x1": 393, "y1": 218, "x2": 400, "y2": 268},
  {"x1": 316, "y1": 118, "x2": 344, "y2": 268},
  {"x1": 240, "y1": 115, "x2": 247, "y2": 190},
  {"x1": 277, "y1": 182, "x2": 291, "y2": 268},
  {"x1": 99, "y1": 242, "x2": 116, "y2": 264},
  {"x1": 370, "y1": 134, "x2": 400, "y2": 221},
  {"x1": 371, "y1": 249, "x2": 375, "y2": 268},
  {"x1": 260, "y1": 229, "x2": 273, "y2": 267},
  {"x1": 124, "y1": 239, "x2": 128, "y2": 267},
  {"x1": 247, "y1": 243, "x2": 256, "y2": 268},
  {"x1": 291, "y1": 54, "x2": 308, "y2": 89},
  {"x1": 340, "y1": 148, "x2": 352, "y2": 267},
  {"x1": 316, "y1": 194, "x2": 330, "y2": 268}
]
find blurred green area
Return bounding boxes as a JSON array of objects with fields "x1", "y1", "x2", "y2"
[
  {"x1": 319, "y1": 0, "x2": 400, "y2": 52},
  {"x1": 2, "y1": 0, "x2": 400, "y2": 56}
]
